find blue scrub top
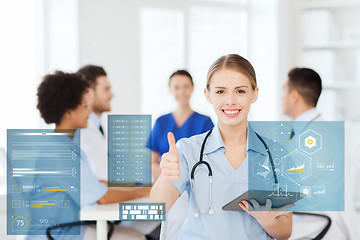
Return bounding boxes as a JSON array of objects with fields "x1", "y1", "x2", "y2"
[
  {"x1": 146, "y1": 112, "x2": 214, "y2": 156},
  {"x1": 27, "y1": 130, "x2": 107, "y2": 240},
  {"x1": 173, "y1": 124, "x2": 275, "y2": 240}
]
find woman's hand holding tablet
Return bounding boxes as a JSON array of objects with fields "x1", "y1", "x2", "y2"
[{"x1": 239, "y1": 199, "x2": 294, "y2": 226}]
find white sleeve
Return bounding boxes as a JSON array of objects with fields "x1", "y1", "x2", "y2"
[{"x1": 80, "y1": 152, "x2": 108, "y2": 207}]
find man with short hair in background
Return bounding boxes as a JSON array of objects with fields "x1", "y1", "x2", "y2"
[
  {"x1": 78, "y1": 65, "x2": 113, "y2": 180},
  {"x1": 78, "y1": 65, "x2": 160, "y2": 239},
  {"x1": 282, "y1": 67, "x2": 324, "y2": 122},
  {"x1": 282, "y1": 67, "x2": 348, "y2": 239}
]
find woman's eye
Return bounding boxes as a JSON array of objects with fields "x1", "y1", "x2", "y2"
[
  {"x1": 237, "y1": 90, "x2": 245, "y2": 94},
  {"x1": 216, "y1": 90, "x2": 224, "y2": 94}
]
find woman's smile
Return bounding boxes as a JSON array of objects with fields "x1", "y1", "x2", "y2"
[{"x1": 222, "y1": 108, "x2": 241, "y2": 117}]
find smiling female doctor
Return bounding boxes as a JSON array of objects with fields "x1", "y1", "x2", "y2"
[{"x1": 150, "y1": 54, "x2": 293, "y2": 240}]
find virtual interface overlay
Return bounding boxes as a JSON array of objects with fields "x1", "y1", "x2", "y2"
[
  {"x1": 108, "y1": 115, "x2": 152, "y2": 187},
  {"x1": 119, "y1": 203, "x2": 165, "y2": 221},
  {"x1": 248, "y1": 121, "x2": 344, "y2": 211},
  {"x1": 7, "y1": 130, "x2": 80, "y2": 235}
]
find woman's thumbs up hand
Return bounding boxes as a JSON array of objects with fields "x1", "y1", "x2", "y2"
[{"x1": 160, "y1": 132, "x2": 180, "y2": 182}]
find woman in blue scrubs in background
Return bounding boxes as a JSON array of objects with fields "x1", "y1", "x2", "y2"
[
  {"x1": 147, "y1": 70, "x2": 213, "y2": 181},
  {"x1": 150, "y1": 55, "x2": 293, "y2": 240}
]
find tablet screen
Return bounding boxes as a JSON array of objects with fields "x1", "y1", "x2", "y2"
[{"x1": 222, "y1": 190, "x2": 305, "y2": 212}]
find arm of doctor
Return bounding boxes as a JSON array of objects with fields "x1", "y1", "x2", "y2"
[
  {"x1": 97, "y1": 183, "x2": 151, "y2": 204},
  {"x1": 150, "y1": 132, "x2": 180, "y2": 212},
  {"x1": 239, "y1": 199, "x2": 293, "y2": 240}
]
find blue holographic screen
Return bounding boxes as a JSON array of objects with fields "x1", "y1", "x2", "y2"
[
  {"x1": 108, "y1": 115, "x2": 152, "y2": 187},
  {"x1": 248, "y1": 121, "x2": 344, "y2": 211},
  {"x1": 7, "y1": 129, "x2": 80, "y2": 235}
]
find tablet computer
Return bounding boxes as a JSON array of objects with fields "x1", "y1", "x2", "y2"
[{"x1": 222, "y1": 190, "x2": 305, "y2": 212}]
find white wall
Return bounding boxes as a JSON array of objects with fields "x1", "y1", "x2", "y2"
[
  {"x1": 277, "y1": 0, "x2": 298, "y2": 121},
  {"x1": 43, "y1": 0, "x2": 79, "y2": 73},
  {"x1": 79, "y1": 0, "x2": 142, "y2": 118},
  {"x1": 78, "y1": 0, "x2": 282, "y2": 123},
  {"x1": 0, "y1": 0, "x2": 38, "y2": 149},
  {"x1": 247, "y1": 0, "x2": 280, "y2": 121}
]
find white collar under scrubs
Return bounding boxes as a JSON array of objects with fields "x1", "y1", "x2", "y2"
[{"x1": 173, "y1": 123, "x2": 274, "y2": 240}]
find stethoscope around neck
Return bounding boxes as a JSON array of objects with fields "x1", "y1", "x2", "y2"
[
  {"x1": 190, "y1": 128, "x2": 279, "y2": 217},
  {"x1": 191, "y1": 129, "x2": 214, "y2": 217}
]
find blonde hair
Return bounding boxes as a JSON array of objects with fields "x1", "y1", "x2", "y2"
[{"x1": 206, "y1": 54, "x2": 257, "y2": 90}]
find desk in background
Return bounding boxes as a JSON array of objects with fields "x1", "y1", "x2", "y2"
[{"x1": 81, "y1": 197, "x2": 159, "y2": 240}]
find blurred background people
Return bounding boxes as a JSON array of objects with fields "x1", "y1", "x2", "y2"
[
  {"x1": 78, "y1": 65, "x2": 113, "y2": 181},
  {"x1": 33, "y1": 71, "x2": 150, "y2": 240},
  {"x1": 78, "y1": 65, "x2": 160, "y2": 239},
  {"x1": 146, "y1": 70, "x2": 213, "y2": 182},
  {"x1": 281, "y1": 68, "x2": 348, "y2": 239}
]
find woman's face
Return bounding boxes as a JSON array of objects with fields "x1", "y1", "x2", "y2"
[
  {"x1": 205, "y1": 68, "x2": 258, "y2": 127},
  {"x1": 68, "y1": 94, "x2": 91, "y2": 129},
  {"x1": 169, "y1": 75, "x2": 194, "y2": 107}
]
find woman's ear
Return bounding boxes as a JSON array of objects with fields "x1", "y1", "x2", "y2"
[
  {"x1": 62, "y1": 109, "x2": 72, "y2": 122},
  {"x1": 251, "y1": 87, "x2": 259, "y2": 103},
  {"x1": 204, "y1": 88, "x2": 212, "y2": 104}
]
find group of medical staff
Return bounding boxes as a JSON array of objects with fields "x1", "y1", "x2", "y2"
[{"x1": 26, "y1": 53, "x2": 354, "y2": 240}]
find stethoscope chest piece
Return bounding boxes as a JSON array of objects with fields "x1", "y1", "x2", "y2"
[
  {"x1": 191, "y1": 172, "x2": 213, "y2": 217},
  {"x1": 194, "y1": 209, "x2": 214, "y2": 217}
]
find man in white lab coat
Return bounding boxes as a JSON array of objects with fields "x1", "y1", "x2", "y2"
[
  {"x1": 79, "y1": 65, "x2": 113, "y2": 181},
  {"x1": 78, "y1": 65, "x2": 159, "y2": 238},
  {"x1": 282, "y1": 68, "x2": 349, "y2": 239}
]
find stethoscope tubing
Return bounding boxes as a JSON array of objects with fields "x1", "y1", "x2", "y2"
[{"x1": 190, "y1": 127, "x2": 278, "y2": 217}]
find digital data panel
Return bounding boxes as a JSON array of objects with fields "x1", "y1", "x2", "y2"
[
  {"x1": 108, "y1": 115, "x2": 152, "y2": 187},
  {"x1": 119, "y1": 203, "x2": 165, "y2": 221},
  {"x1": 248, "y1": 121, "x2": 344, "y2": 211},
  {"x1": 7, "y1": 129, "x2": 80, "y2": 235}
]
